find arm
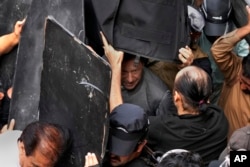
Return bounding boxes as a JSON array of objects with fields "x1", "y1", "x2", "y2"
[
  {"x1": 0, "y1": 18, "x2": 26, "y2": 56},
  {"x1": 210, "y1": 6, "x2": 250, "y2": 82},
  {"x1": 100, "y1": 32, "x2": 123, "y2": 112}
]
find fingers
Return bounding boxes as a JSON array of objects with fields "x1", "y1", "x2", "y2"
[
  {"x1": 85, "y1": 152, "x2": 98, "y2": 167},
  {"x1": 16, "y1": 19, "x2": 25, "y2": 27},
  {"x1": 99, "y1": 31, "x2": 124, "y2": 68},
  {"x1": 8, "y1": 119, "x2": 15, "y2": 130},
  {"x1": 14, "y1": 18, "x2": 26, "y2": 37},
  {"x1": 100, "y1": 31, "x2": 108, "y2": 47},
  {"x1": 0, "y1": 119, "x2": 15, "y2": 134},
  {"x1": 15, "y1": 18, "x2": 26, "y2": 29},
  {"x1": 179, "y1": 47, "x2": 191, "y2": 60},
  {"x1": 0, "y1": 125, "x2": 8, "y2": 134},
  {"x1": 178, "y1": 46, "x2": 194, "y2": 68}
]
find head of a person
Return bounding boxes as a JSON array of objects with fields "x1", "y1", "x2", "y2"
[
  {"x1": 187, "y1": 5, "x2": 205, "y2": 47},
  {"x1": 240, "y1": 55, "x2": 250, "y2": 94},
  {"x1": 173, "y1": 66, "x2": 212, "y2": 115},
  {"x1": 121, "y1": 53, "x2": 147, "y2": 90},
  {"x1": 17, "y1": 121, "x2": 72, "y2": 167},
  {"x1": 201, "y1": 0, "x2": 233, "y2": 44},
  {"x1": 108, "y1": 103, "x2": 149, "y2": 166},
  {"x1": 157, "y1": 149, "x2": 204, "y2": 167},
  {"x1": 228, "y1": 125, "x2": 250, "y2": 152}
]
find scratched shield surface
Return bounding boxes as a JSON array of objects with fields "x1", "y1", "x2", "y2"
[
  {"x1": 10, "y1": 0, "x2": 86, "y2": 129},
  {"x1": 39, "y1": 17, "x2": 110, "y2": 166},
  {"x1": 9, "y1": 1, "x2": 110, "y2": 166}
]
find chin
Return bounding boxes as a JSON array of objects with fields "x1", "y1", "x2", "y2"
[{"x1": 124, "y1": 85, "x2": 136, "y2": 90}]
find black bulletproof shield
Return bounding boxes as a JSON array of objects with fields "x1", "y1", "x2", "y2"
[
  {"x1": 8, "y1": 0, "x2": 110, "y2": 166},
  {"x1": 10, "y1": 14, "x2": 110, "y2": 167},
  {"x1": 9, "y1": 0, "x2": 86, "y2": 129},
  {"x1": 91, "y1": 0, "x2": 190, "y2": 62},
  {"x1": 39, "y1": 16, "x2": 110, "y2": 166},
  {"x1": 0, "y1": 0, "x2": 32, "y2": 90},
  {"x1": 231, "y1": 0, "x2": 250, "y2": 44}
]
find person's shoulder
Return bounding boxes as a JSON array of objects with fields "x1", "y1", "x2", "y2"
[{"x1": 143, "y1": 67, "x2": 169, "y2": 90}]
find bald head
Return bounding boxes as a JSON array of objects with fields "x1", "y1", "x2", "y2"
[
  {"x1": 18, "y1": 122, "x2": 71, "y2": 166},
  {"x1": 174, "y1": 66, "x2": 212, "y2": 109}
]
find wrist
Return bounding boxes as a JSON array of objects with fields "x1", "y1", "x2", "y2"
[{"x1": 11, "y1": 32, "x2": 20, "y2": 45}]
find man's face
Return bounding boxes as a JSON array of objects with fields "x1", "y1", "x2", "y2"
[
  {"x1": 109, "y1": 153, "x2": 135, "y2": 166},
  {"x1": 121, "y1": 59, "x2": 143, "y2": 90},
  {"x1": 19, "y1": 142, "x2": 53, "y2": 167},
  {"x1": 239, "y1": 73, "x2": 250, "y2": 95}
]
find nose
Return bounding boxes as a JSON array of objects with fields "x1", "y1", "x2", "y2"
[{"x1": 127, "y1": 73, "x2": 133, "y2": 82}]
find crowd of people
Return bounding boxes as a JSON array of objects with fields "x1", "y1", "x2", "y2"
[{"x1": 0, "y1": 0, "x2": 250, "y2": 167}]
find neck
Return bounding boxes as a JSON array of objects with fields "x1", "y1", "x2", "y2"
[{"x1": 178, "y1": 107, "x2": 199, "y2": 115}]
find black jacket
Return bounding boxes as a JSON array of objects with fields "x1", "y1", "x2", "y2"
[{"x1": 147, "y1": 104, "x2": 229, "y2": 166}]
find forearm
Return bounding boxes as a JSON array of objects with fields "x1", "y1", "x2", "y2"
[
  {"x1": 109, "y1": 67, "x2": 123, "y2": 113},
  {"x1": 0, "y1": 32, "x2": 19, "y2": 55},
  {"x1": 235, "y1": 23, "x2": 250, "y2": 40},
  {"x1": 100, "y1": 32, "x2": 124, "y2": 112},
  {"x1": 211, "y1": 30, "x2": 242, "y2": 81}
]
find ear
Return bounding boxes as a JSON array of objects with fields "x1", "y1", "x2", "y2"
[
  {"x1": 136, "y1": 140, "x2": 147, "y2": 152},
  {"x1": 18, "y1": 141, "x2": 26, "y2": 156},
  {"x1": 174, "y1": 91, "x2": 181, "y2": 102}
]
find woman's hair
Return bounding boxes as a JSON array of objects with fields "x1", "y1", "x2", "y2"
[
  {"x1": 157, "y1": 149, "x2": 204, "y2": 167},
  {"x1": 174, "y1": 66, "x2": 212, "y2": 113},
  {"x1": 18, "y1": 121, "x2": 72, "y2": 165}
]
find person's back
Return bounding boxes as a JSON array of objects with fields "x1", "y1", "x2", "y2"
[
  {"x1": 147, "y1": 66, "x2": 228, "y2": 166},
  {"x1": 121, "y1": 53, "x2": 175, "y2": 116},
  {"x1": 208, "y1": 125, "x2": 250, "y2": 167}
]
